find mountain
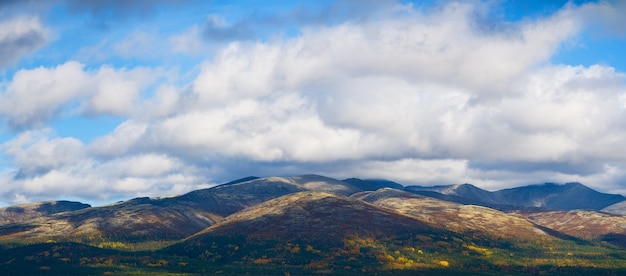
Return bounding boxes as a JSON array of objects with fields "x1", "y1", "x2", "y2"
[
  {"x1": 173, "y1": 174, "x2": 362, "y2": 217},
  {"x1": 163, "y1": 190, "x2": 626, "y2": 274},
  {"x1": 405, "y1": 182, "x2": 625, "y2": 211},
  {"x1": 182, "y1": 191, "x2": 434, "y2": 243},
  {"x1": 0, "y1": 174, "x2": 363, "y2": 248},
  {"x1": 493, "y1": 182, "x2": 625, "y2": 210},
  {"x1": 405, "y1": 183, "x2": 499, "y2": 205},
  {"x1": 2, "y1": 175, "x2": 626, "y2": 274},
  {"x1": 0, "y1": 200, "x2": 90, "y2": 226},
  {"x1": 165, "y1": 191, "x2": 522, "y2": 273},
  {"x1": 0, "y1": 196, "x2": 221, "y2": 249},
  {"x1": 354, "y1": 188, "x2": 554, "y2": 241}
]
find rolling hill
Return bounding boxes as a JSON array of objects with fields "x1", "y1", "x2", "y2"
[{"x1": 2, "y1": 175, "x2": 626, "y2": 274}]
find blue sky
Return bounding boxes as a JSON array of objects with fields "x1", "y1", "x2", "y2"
[{"x1": 1, "y1": 0, "x2": 626, "y2": 207}]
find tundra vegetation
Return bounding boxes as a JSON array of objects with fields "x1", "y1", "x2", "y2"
[{"x1": 1, "y1": 176, "x2": 626, "y2": 275}]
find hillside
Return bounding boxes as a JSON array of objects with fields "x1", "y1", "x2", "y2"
[
  {"x1": 165, "y1": 191, "x2": 571, "y2": 273},
  {"x1": 0, "y1": 201, "x2": 90, "y2": 226},
  {"x1": 354, "y1": 188, "x2": 552, "y2": 241},
  {"x1": 0, "y1": 175, "x2": 362, "y2": 248},
  {"x1": 405, "y1": 184, "x2": 500, "y2": 205},
  {"x1": 524, "y1": 210, "x2": 626, "y2": 247},
  {"x1": 2, "y1": 175, "x2": 626, "y2": 274}
]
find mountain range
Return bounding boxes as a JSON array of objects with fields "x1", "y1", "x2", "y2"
[{"x1": 1, "y1": 174, "x2": 626, "y2": 275}]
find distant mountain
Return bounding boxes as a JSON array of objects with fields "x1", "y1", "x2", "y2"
[
  {"x1": 493, "y1": 182, "x2": 625, "y2": 210},
  {"x1": 0, "y1": 200, "x2": 90, "y2": 225},
  {"x1": 406, "y1": 182, "x2": 625, "y2": 211}
]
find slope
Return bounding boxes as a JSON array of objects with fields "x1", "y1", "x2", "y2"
[
  {"x1": 524, "y1": 210, "x2": 626, "y2": 248},
  {"x1": 405, "y1": 184, "x2": 499, "y2": 205},
  {"x1": 0, "y1": 174, "x2": 362, "y2": 249},
  {"x1": 0, "y1": 201, "x2": 90, "y2": 226},
  {"x1": 354, "y1": 188, "x2": 552, "y2": 241}
]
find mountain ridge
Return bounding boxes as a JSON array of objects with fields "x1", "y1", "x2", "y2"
[{"x1": 2, "y1": 174, "x2": 626, "y2": 274}]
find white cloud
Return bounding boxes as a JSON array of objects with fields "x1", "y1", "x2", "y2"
[
  {"x1": 0, "y1": 16, "x2": 49, "y2": 70},
  {"x1": 4, "y1": 1, "x2": 626, "y2": 205},
  {"x1": 100, "y1": 154, "x2": 181, "y2": 178},
  {"x1": 113, "y1": 31, "x2": 156, "y2": 58},
  {"x1": 87, "y1": 65, "x2": 154, "y2": 115},
  {"x1": 169, "y1": 25, "x2": 205, "y2": 54},
  {"x1": 2, "y1": 129, "x2": 85, "y2": 176},
  {"x1": 89, "y1": 120, "x2": 148, "y2": 157},
  {"x1": 573, "y1": 0, "x2": 626, "y2": 36},
  {"x1": 0, "y1": 61, "x2": 158, "y2": 128},
  {"x1": 0, "y1": 62, "x2": 86, "y2": 127},
  {"x1": 0, "y1": 132, "x2": 210, "y2": 204}
]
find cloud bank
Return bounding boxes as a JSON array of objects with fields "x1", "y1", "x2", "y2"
[{"x1": 1, "y1": 1, "x2": 626, "y2": 205}]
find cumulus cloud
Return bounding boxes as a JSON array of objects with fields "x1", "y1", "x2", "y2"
[
  {"x1": 2, "y1": 129, "x2": 85, "y2": 177},
  {"x1": 573, "y1": 0, "x2": 626, "y2": 37},
  {"x1": 0, "y1": 61, "x2": 157, "y2": 128},
  {"x1": 0, "y1": 16, "x2": 48, "y2": 70},
  {"x1": 0, "y1": 130, "x2": 208, "y2": 204},
  {"x1": 169, "y1": 25, "x2": 205, "y2": 54},
  {"x1": 3, "y1": 1, "x2": 626, "y2": 205}
]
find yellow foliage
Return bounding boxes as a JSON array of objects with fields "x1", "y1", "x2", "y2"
[
  {"x1": 98, "y1": 241, "x2": 132, "y2": 250},
  {"x1": 376, "y1": 254, "x2": 395, "y2": 263},
  {"x1": 466, "y1": 245, "x2": 493, "y2": 256},
  {"x1": 305, "y1": 244, "x2": 321, "y2": 254},
  {"x1": 147, "y1": 259, "x2": 169, "y2": 267},
  {"x1": 439, "y1": 260, "x2": 450, "y2": 267},
  {"x1": 285, "y1": 243, "x2": 300, "y2": 253},
  {"x1": 396, "y1": 256, "x2": 412, "y2": 264},
  {"x1": 253, "y1": 258, "x2": 272, "y2": 265}
]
